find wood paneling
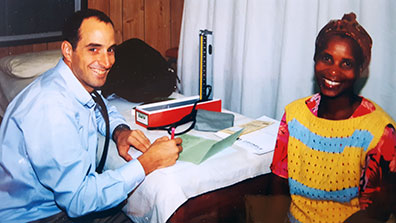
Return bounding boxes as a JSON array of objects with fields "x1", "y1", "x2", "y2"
[
  {"x1": 47, "y1": 41, "x2": 62, "y2": 50},
  {"x1": 0, "y1": 0, "x2": 184, "y2": 58},
  {"x1": 87, "y1": 0, "x2": 109, "y2": 15},
  {"x1": 0, "y1": 47, "x2": 8, "y2": 58},
  {"x1": 9, "y1": 45, "x2": 33, "y2": 56},
  {"x1": 170, "y1": 0, "x2": 184, "y2": 49},
  {"x1": 109, "y1": 0, "x2": 123, "y2": 44},
  {"x1": 32, "y1": 43, "x2": 48, "y2": 52},
  {"x1": 123, "y1": 0, "x2": 145, "y2": 42},
  {"x1": 145, "y1": 0, "x2": 171, "y2": 56}
]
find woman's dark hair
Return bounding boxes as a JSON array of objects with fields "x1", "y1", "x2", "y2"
[{"x1": 62, "y1": 9, "x2": 114, "y2": 50}]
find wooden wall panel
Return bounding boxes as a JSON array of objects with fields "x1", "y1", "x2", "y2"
[
  {"x1": 0, "y1": 0, "x2": 184, "y2": 58},
  {"x1": 109, "y1": 0, "x2": 123, "y2": 44},
  {"x1": 0, "y1": 48, "x2": 9, "y2": 58},
  {"x1": 47, "y1": 41, "x2": 62, "y2": 50},
  {"x1": 123, "y1": 0, "x2": 145, "y2": 42},
  {"x1": 87, "y1": 0, "x2": 110, "y2": 15},
  {"x1": 32, "y1": 43, "x2": 48, "y2": 52},
  {"x1": 9, "y1": 45, "x2": 33, "y2": 56},
  {"x1": 170, "y1": 0, "x2": 184, "y2": 49},
  {"x1": 145, "y1": 0, "x2": 171, "y2": 56}
]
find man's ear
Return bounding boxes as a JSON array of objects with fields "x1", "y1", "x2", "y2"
[{"x1": 61, "y1": 41, "x2": 73, "y2": 63}]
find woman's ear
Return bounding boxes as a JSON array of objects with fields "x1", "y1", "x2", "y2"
[{"x1": 61, "y1": 41, "x2": 73, "y2": 63}]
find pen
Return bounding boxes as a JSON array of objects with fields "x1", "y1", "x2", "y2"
[{"x1": 171, "y1": 127, "x2": 175, "y2": 139}]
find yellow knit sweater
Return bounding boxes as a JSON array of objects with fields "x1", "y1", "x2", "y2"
[{"x1": 285, "y1": 96, "x2": 395, "y2": 223}]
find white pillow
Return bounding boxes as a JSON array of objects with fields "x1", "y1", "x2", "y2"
[{"x1": 0, "y1": 50, "x2": 62, "y2": 78}]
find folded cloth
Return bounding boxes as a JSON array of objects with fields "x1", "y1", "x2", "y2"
[{"x1": 194, "y1": 109, "x2": 234, "y2": 132}]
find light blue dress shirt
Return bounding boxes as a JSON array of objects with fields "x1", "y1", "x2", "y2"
[{"x1": 0, "y1": 59, "x2": 145, "y2": 222}]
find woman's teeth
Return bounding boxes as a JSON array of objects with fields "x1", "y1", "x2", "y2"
[{"x1": 324, "y1": 78, "x2": 340, "y2": 86}]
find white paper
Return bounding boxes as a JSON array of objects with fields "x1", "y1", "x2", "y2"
[{"x1": 216, "y1": 115, "x2": 280, "y2": 155}]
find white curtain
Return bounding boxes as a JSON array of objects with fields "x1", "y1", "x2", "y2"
[{"x1": 177, "y1": 0, "x2": 396, "y2": 120}]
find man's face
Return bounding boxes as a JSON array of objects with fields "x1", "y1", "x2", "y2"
[{"x1": 65, "y1": 17, "x2": 116, "y2": 93}]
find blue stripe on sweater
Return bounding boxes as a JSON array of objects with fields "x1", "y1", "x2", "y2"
[
  {"x1": 287, "y1": 211, "x2": 302, "y2": 223},
  {"x1": 289, "y1": 178, "x2": 358, "y2": 203},
  {"x1": 288, "y1": 119, "x2": 373, "y2": 153},
  {"x1": 288, "y1": 212, "x2": 302, "y2": 223}
]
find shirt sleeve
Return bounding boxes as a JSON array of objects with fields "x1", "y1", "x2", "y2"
[
  {"x1": 22, "y1": 94, "x2": 144, "y2": 218},
  {"x1": 270, "y1": 112, "x2": 289, "y2": 179},
  {"x1": 359, "y1": 125, "x2": 396, "y2": 211}
]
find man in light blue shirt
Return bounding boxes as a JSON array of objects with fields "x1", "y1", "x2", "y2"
[{"x1": 0, "y1": 9, "x2": 182, "y2": 222}]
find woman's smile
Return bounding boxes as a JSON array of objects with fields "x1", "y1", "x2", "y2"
[{"x1": 323, "y1": 77, "x2": 341, "y2": 88}]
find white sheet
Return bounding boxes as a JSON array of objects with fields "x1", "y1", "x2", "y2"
[{"x1": 100, "y1": 94, "x2": 277, "y2": 223}]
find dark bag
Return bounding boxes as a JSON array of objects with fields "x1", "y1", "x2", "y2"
[{"x1": 102, "y1": 38, "x2": 177, "y2": 102}]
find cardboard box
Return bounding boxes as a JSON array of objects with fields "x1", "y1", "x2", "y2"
[{"x1": 135, "y1": 96, "x2": 221, "y2": 128}]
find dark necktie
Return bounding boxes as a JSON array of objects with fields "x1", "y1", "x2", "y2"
[{"x1": 91, "y1": 90, "x2": 110, "y2": 174}]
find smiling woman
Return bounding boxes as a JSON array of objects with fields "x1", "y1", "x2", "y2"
[
  {"x1": 269, "y1": 12, "x2": 396, "y2": 223},
  {"x1": 314, "y1": 36, "x2": 362, "y2": 119}
]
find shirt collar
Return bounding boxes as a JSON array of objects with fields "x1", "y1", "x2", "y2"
[{"x1": 55, "y1": 59, "x2": 96, "y2": 108}]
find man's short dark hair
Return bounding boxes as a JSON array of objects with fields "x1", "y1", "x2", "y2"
[{"x1": 62, "y1": 9, "x2": 114, "y2": 50}]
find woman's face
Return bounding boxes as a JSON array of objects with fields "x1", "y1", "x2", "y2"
[{"x1": 315, "y1": 35, "x2": 360, "y2": 98}]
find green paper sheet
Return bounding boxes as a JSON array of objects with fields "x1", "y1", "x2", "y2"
[{"x1": 178, "y1": 128, "x2": 243, "y2": 164}]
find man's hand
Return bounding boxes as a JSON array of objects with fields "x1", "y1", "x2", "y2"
[
  {"x1": 138, "y1": 137, "x2": 183, "y2": 175},
  {"x1": 113, "y1": 128, "x2": 151, "y2": 161}
]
